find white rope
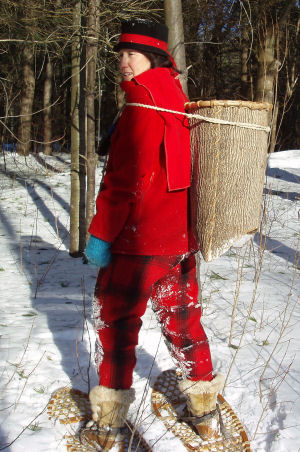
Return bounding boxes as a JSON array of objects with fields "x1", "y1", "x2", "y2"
[{"x1": 126, "y1": 102, "x2": 271, "y2": 133}]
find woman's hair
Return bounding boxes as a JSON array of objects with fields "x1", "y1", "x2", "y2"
[{"x1": 142, "y1": 51, "x2": 181, "y2": 74}]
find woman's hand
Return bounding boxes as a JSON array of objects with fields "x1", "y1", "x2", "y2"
[{"x1": 84, "y1": 235, "x2": 111, "y2": 268}]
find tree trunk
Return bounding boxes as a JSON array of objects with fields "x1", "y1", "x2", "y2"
[
  {"x1": 17, "y1": 44, "x2": 35, "y2": 156},
  {"x1": 85, "y1": 0, "x2": 99, "y2": 238},
  {"x1": 241, "y1": 15, "x2": 250, "y2": 100},
  {"x1": 79, "y1": 42, "x2": 87, "y2": 253},
  {"x1": 43, "y1": 56, "x2": 53, "y2": 155},
  {"x1": 69, "y1": 0, "x2": 81, "y2": 257},
  {"x1": 254, "y1": 26, "x2": 278, "y2": 151},
  {"x1": 255, "y1": 1, "x2": 296, "y2": 151},
  {"x1": 269, "y1": 100, "x2": 279, "y2": 153},
  {"x1": 255, "y1": 26, "x2": 277, "y2": 105},
  {"x1": 164, "y1": 0, "x2": 188, "y2": 96}
]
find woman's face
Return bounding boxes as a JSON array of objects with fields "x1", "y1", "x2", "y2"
[{"x1": 119, "y1": 49, "x2": 151, "y2": 81}]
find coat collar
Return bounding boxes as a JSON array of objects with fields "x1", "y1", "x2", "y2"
[
  {"x1": 120, "y1": 68, "x2": 191, "y2": 191},
  {"x1": 120, "y1": 67, "x2": 182, "y2": 92}
]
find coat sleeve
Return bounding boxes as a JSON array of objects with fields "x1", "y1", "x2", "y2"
[{"x1": 88, "y1": 83, "x2": 165, "y2": 243}]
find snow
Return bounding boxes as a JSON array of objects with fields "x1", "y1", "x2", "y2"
[{"x1": 0, "y1": 149, "x2": 299, "y2": 452}]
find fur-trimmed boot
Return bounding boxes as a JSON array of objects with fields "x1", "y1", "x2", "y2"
[
  {"x1": 80, "y1": 385, "x2": 135, "y2": 451},
  {"x1": 179, "y1": 374, "x2": 225, "y2": 440}
]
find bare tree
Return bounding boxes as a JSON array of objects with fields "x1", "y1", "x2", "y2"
[
  {"x1": 17, "y1": 42, "x2": 35, "y2": 156},
  {"x1": 85, "y1": 0, "x2": 100, "y2": 237},
  {"x1": 43, "y1": 54, "x2": 53, "y2": 155},
  {"x1": 255, "y1": 0, "x2": 296, "y2": 103},
  {"x1": 164, "y1": 0, "x2": 188, "y2": 95},
  {"x1": 69, "y1": 0, "x2": 81, "y2": 257},
  {"x1": 254, "y1": 0, "x2": 296, "y2": 151},
  {"x1": 241, "y1": 11, "x2": 251, "y2": 100}
]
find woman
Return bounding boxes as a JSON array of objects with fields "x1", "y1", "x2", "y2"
[{"x1": 81, "y1": 19, "x2": 224, "y2": 451}]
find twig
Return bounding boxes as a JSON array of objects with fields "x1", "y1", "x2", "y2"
[
  {"x1": 19, "y1": 218, "x2": 23, "y2": 274},
  {"x1": 229, "y1": 243, "x2": 249, "y2": 345},
  {"x1": 34, "y1": 233, "x2": 68, "y2": 298},
  {"x1": 81, "y1": 277, "x2": 92, "y2": 391},
  {"x1": 0, "y1": 404, "x2": 48, "y2": 450},
  {"x1": 3, "y1": 320, "x2": 36, "y2": 391},
  {"x1": 14, "y1": 352, "x2": 46, "y2": 410}
]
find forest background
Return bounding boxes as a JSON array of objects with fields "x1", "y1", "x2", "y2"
[{"x1": 0, "y1": 0, "x2": 299, "y2": 257}]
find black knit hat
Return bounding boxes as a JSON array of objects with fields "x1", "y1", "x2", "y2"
[{"x1": 114, "y1": 19, "x2": 169, "y2": 57}]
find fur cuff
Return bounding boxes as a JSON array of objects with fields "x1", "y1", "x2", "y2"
[
  {"x1": 179, "y1": 373, "x2": 225, "y2": 395},
  {"x1": 89, "y1": 385, "x2": 135, "y2": 406}
]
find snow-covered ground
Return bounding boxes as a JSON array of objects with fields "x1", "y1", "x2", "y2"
[{"x1": 0, "y1": 149, "x2": 299, "y2": 452}]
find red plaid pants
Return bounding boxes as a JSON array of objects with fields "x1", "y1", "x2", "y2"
[{"x1": 93, "y1": 253, "x2": 213, "y2": 389}]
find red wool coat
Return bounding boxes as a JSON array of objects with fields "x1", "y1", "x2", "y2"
[{"x1": 88, "y1": 67, "x2": 197, "y2": 255}]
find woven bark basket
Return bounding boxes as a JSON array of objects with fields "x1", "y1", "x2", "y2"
[{"x1": 185, "y1": 100, "x2": 272, "y2": 262}]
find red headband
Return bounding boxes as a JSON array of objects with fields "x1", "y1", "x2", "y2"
[{"x1": 118, "y1": 33, "x2": 168, "y2": 52}]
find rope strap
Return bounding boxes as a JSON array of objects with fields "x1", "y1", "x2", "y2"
[
  {"x1": 180, "y1": 409, "x2": 218, "y2": 425},
  {"x1": 126, "y1": 102, "x2": 271, "y2": 133},
  {"x1": 84, "y1": 420, "x2": 126, "y2": 436}
]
